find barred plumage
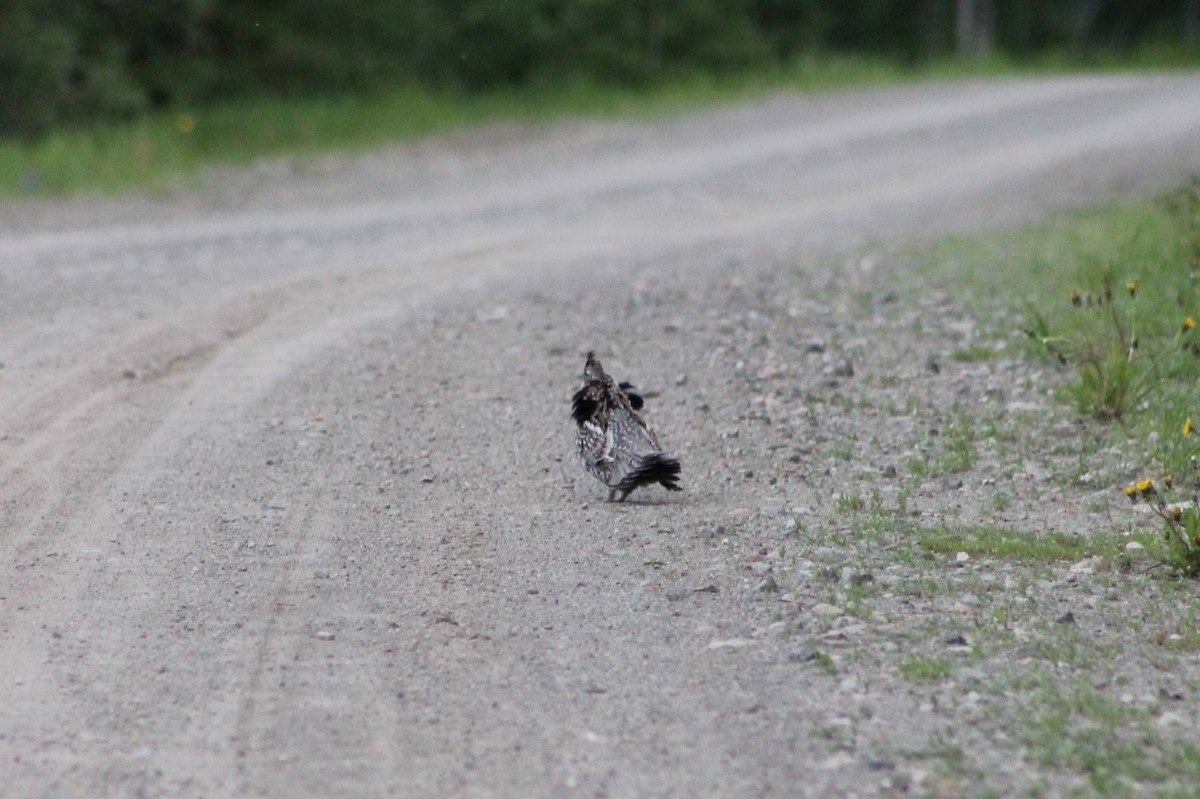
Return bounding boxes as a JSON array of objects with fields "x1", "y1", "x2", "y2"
[{"x1": 571, "y1": 351, "x2": 682, "y2": 502}]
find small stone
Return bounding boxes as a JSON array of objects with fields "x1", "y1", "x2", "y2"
[
  {"x1": 944, "y1": 634, "x2": 969, "y2": 646},
  {"x1": 955, "y1": 552, "x2": 970, "y2": 564},
  {"x1": 315, "y1": 630, "x2": 336, "y2": 641},
  {"x1": 755, "y1": 575, "x2": 779, "y2": 593},
  {"x1": 665, "y1": 588, "x2": 689, "y2": 602},
  {"x1": 1055, "y1": 611, "x2": 1076, "y2": 625},
  {"x1": 1070, "y1": 556, "x2": 1104, "y2": 574},
  {"x1": 944, "y1": 477, "x2": 964, "y2": 490},
  {"x1": 788, "y1": 647, "x2": 823, "y2": 663},
  {"x1": 959, "y1": 593, "x2": 981, "y2": 608},
  {"x1": 1157, "y1": 711, "x2": 1186, "y2": 729},
  {"x1": 1124, "y1": 541, "x2": 1144, "y2": 551},
  {"x1": 811, "y1": 602, "x2": 843, "y2": 618},
  {"x1": 881, "y1": 465, "x2": 897, "y2": 479},
  {"x1": 708, "y1": 638, "x2": 755, "y2": 650},
  {"x1": 673, "y1": 374, "x2": 688, "y2": 386},
  {"x1": 832, "y1": 359, "x2": 854, "y2": 377}
]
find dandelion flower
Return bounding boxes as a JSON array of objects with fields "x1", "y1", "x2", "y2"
[
  {"x1": 1185, "y1": 317, "x2": 1196, "y2": 332},
  {"x1": 1126, "y1": 280, "x2": 1137, "y2": 297},
  {"x1": 1185, "y1": 417, "x2": 1194, "y2": 438},
  {"x1": 1070, "y1": 290, "x2": 1082, "y2": 307}
]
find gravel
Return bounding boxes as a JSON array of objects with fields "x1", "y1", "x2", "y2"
[{"x1": 3, "y1": 74, "x2": 1200, "y2": 798}]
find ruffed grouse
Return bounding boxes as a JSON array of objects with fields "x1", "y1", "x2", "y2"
[{"x1": 571, "y1": 351, "x2": 682, "y2": 502}]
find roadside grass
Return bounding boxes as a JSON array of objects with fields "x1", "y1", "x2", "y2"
[
  {"x1": 899, "y1": 655, "x2": 954, "y2": 682},
  {"x1": 922, "y1": 182, "x2": 1200, "y2": 574},
  {"x1": 4, "y1": 49, "x2": 1198, "y2": 200},
  {"x1": 0, "y1": 54, "x2": 917, "y2": 198},
  {"x1": 916, "y1": 524, "x2": 1100, "y2": 563},
  {"x1": 1015, "y1": 673, "x2": 1200, "y2": 798}
]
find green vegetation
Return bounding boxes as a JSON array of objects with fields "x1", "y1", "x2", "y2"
[
  {"x1": 917, "y1": 524, "x2": 1096, "y2": 563},
  {"x1": 899, "y1": 655, "x2": 954, "y2": 681},
  {"x1": 0, "y1": 55, "x2": 935, "y2": 198},
  {"x1": 921, "y1": 181, "x2": 1200, "y2": 575},
  {"x1": 3, "y1": 1, "x2": 1198, "y2": 198},
  {"x1": 4, "y1": 1, "x2": 1197, "y2": 140},
  {"x1": 1016, "y1": 674, "x2": 1200, "y2": 797}
]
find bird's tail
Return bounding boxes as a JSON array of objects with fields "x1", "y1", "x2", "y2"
[{"x1": 622, "y1": 453, "x2": 682, "y2": 492}]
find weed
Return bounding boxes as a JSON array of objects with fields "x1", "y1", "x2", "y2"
[
  {"x1": 950, "y1": 344, "x2": 1000, "y2": 362},
  {"x1": 899, "y1": 655, "x2": 954, "y2": 681},
  {"x1": 1123, "y1": 473, "x2": 1200, "y2": 576},
  {"x1": 917, "y1": 524, "x2": 1094, "y2": 564}
]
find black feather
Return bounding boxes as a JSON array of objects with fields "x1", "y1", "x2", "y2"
[
  {"x1": 619, "y1": 453, "x2": 682, "y2": 494},
  {"x1": 570, "y1": 387, "x2": 599, "y2": 424},
  {"x1": 618, "y1": 382, "x2": 644, "y2": 410}
]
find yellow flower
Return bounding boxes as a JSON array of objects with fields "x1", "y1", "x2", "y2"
[
  {"x1": 1070, "y1": 289, "x2": 1082, "y2": 307},
  {"x1": 1185, "y1": 317, "x2": 1196, "y2": 332},
  {"x1": 1126, "y1": 280, "x2": 1137, "y2": 297},
  {"x1": 1124, "y1": 484, "x2": 1138, "y2": 500},
  {"x1": 1163, "y1": 474, "x2": 1174, "y2": 490},
  {"x1": 1137, "y1": 478, "x2": 1157, "y2": 498},
  {"x1": 1185, "y1": 417, "x2": 1194, "y2": 437}
]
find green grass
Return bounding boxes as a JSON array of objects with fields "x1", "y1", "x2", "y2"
[
  {"x1": 899, "y1": 655, "x2": 954, "y2": 682},
  {"x1": 1017, "y1": 676, "x2": 1200, "y2": 797},
  {"x1": 4, "y1": 49, "x2": 1198, "y2": 199},
  {"x1": 923, "y1": 182, "x2": 1200, "y2": 483},
  {"x1": 917, "y1": 524, "x2": 1095, "y2": 563},
  {"x1": 0, "y1": 54, "x2": 919, "y2": 198}
]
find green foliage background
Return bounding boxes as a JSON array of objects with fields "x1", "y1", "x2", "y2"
[{"x1": 2, "y1": 1, "x2": 1198, "y2": 139}]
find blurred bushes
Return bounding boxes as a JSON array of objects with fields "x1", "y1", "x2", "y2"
[{"x1": 1, "y1": 0, "x2": 1196, "y2": 138}]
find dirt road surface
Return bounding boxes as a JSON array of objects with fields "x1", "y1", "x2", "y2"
[{"x1": 4, "y1": 75, "x2": 1200, "y2": 797}]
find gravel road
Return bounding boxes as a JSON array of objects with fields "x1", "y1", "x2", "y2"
[{"x1": 4, "y1": 75, "x2": 1200, "y2": 798}]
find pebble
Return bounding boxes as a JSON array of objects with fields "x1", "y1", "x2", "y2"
[
  {"x1": 1156, "y1": 711, "x2": 1186, "y2": 728},
  {"x1": 315, "y1": 630, "x2": 336, "y2": 641},
  {"x1": 811, "y1": 602, "x2": 844, "y2": 618},
  {"x1": 708, "y1": 638, "x2": 755, "y2": 650},
  {"x1": 1055, "y1": 610, "x2": 1076, "y2": 624},
  {"x1": 788, "y1": 647, "x2": 822, "y2": 663},
  {"x1": 755, "y1": 575, "x2": 779, "y2": 593}
]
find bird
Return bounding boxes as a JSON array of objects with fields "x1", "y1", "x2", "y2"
[{"x1": 571, "y1": 351, "x2": 682, "y2": 502}]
